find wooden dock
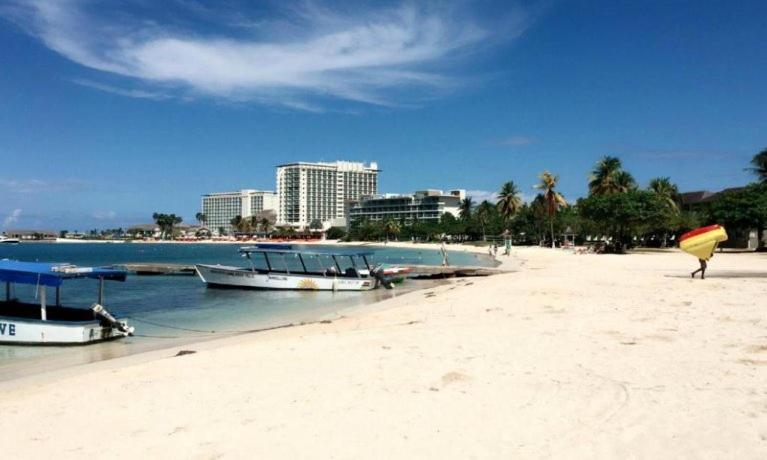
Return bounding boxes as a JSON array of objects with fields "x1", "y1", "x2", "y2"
[
  {"x1": 404, "y1": 265, "x2": 508, "y2": 279},
  {"x1": 116, "y1": 263, "x2": 196, "y2": 276},
  {"x1": 115, "y1": 263, "x2": 505, "y2": 279}
]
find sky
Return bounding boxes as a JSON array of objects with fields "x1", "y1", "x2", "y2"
[{"x1": 1, "y1": 0, "x2": 765, "y2": 231}]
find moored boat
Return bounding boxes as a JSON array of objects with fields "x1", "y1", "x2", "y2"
[
  {"x1": 195, "y1": 246, "x2": 394, "y2": 291},
  {"x1": 0, "y1": 260, "x2": 134, "y2": 345},
  {"x1": 0, "y1": 236, "x2": 20, "y2": 244}
]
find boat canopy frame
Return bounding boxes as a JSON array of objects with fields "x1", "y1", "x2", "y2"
[{"x1": 238, "y1": 247, "x2": 375, "y2": 278}]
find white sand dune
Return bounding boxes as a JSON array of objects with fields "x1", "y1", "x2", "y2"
[{"x1": 1, "y1": 247, "x2": 766, "y2": 459}]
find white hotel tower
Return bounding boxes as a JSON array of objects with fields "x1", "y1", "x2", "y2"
[
  {"x1": 276, "y1": 161, "x2": 379, "y2": 228},
  {"x1": 201, "y1": 190, "x2": 278, "y2": 234}
]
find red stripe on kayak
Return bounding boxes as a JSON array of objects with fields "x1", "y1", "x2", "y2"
[{"x1": 680, "y1": 224, "x2": 721, "y2": 242}]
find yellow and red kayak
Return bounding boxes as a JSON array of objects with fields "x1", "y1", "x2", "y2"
[{"x1": 679, "y1": 225, "x2": 728, "y2": 260}]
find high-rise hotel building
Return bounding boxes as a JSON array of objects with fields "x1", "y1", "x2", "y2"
[
  {"x1": 201, "y1": 189, "x2": 278, "y2": 233},
  {"x1": 276, "y1": 161, "x2": 379, "y2": 227}
]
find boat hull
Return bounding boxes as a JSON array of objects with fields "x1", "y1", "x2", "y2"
[
  {"x1": 195, "y1": 264, "x2": 378, "y2": 291},
  {"x1": 0, "y1": 315, "x2": 130, "y2": 345}
]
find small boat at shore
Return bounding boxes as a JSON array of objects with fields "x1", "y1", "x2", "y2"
[
  {"x1": 196, "y1": 246, "x2": 399, "y2": 291},
  {"x1": 0, "y1": 260, "x2": 134, "y2": 345}
]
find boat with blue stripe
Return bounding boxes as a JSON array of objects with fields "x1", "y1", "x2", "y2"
[{"x1": 0, "y1": 260, "x2": 134, "y2": 345}]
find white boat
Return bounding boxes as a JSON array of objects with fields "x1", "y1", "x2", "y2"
[
  {"x1": 196, "y1": 245, "x2": 388, "y2": 291},
  {"x1": 0, "y1": 236, "x2": 20, "y2": 244},
  {"x1": 0, "y1": 260, "x2": 134, "y2": 345}
]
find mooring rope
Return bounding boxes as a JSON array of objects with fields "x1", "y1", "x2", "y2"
[{"x1": 119, "y1": 315, "x2": 330, "y2": 339}]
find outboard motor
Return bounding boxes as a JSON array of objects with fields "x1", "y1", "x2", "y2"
[
  {"x1": 371, "y1": 265, "x2": 395, "y2": 290},
  {"x1": 92, "y1": 303, "x2": 135, "y2": 336}
]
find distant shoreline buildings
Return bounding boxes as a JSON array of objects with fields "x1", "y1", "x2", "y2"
[
  {"x1": 200, "y1": 161, "x2": 468, "y2": 235},
  {"x1": 201, "y1": 190, "x2": 278, "y2": 234}
]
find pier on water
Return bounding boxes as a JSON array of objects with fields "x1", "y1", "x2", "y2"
[{"x1": 116, "y1": 263, "x2": 507, "y2": 279}]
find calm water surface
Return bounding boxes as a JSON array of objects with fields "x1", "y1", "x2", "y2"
[{"x1": 0, "y1": 242, "x2": 494, "y2": 380}]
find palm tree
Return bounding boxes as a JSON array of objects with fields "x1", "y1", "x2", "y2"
[
  {"x1": 260, "y1": 218, "x2": 271, "y2": 234},
  {"x1": 648, "y1": 177, "x2": 680, "y2": 247},
  {"x1": 195, "y1": 212, "x2": 207, "y2": 228},
  {"x1": 534, "y1": 171, "x2": 567, "y2": 248},
  {"x1": 230, "y1": 215, "x2": 246, "y2": 233},
  {"x1": 648, "y1": 177, "x2": 680, "y2": 211},
  {"x1": 748, "y1": 148, "x2": 767, "y2": 182},
  {"x1": 497, "y1": 181, "x2": 522, "y2": 223},
  {"x1": 476, "y1": 200, "x2": 494, "y2": 241},
  {"x1": 614, "y1": 170, "x2": 637, "y2": 192},
  {"x1": 588, "y1": 156, "x2": 623, "y2": 195},
  {"x1": 459, "y1": 197, "x2": 474, "y2": 221},
  {"x1": 383, "y1": 219, "x2": 401, "y2": 241},
  {"x1": 588, "y1": 156, "x2": 638, "y2": 195},
  {"x1": 153, "y1": 212, "x2": 183, "y2": 239}
]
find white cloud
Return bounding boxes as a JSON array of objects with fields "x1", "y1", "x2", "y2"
[
  {"x1": 468, "y1": 188, "x2": 533, "y2": 204},
  {"x1": 499, "y1": 135, "x2": 535, "y2": 147},
  {"x1": 0, "y1": 178, "x2": 89, "y2": 193},
  {"x1": 72, "y1": 79, "x2": 173, "y2": 101},
  {"x1": 2, "y1": 209, "x2": 22, "y2": 228},
  {"x1": 467, "y1": 189, "x2": 498, "y2": 204},
  {"x1": 91, "y1": 210, "x2": 117, "y2": 221},
  {"x1": 5, "y1": 0, "x2": 531, "y2": 109}
]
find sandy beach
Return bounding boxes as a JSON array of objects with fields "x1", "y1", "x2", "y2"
[{"x1": 1, "y1": 246, "x2": 766, "y2": 459}]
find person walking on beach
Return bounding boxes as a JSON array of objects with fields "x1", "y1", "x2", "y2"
[
  {"x1": 691, "y1": 243, "x2": 719, "y2": 280},
  {"x1": 691, "y1": 258, "x2": 707, "y2": 279}
]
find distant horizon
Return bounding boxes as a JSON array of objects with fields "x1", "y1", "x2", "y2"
[{"x1": 2, "y1": 0, "x2": 765, "y2": 230}]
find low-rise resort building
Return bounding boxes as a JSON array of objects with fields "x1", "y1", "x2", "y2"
[{"x1": 347, "y1": 189, "x2": 465, "y2": 228}]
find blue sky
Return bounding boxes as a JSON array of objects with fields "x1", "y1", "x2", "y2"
[{"x1": 1, "y1": 0, "x2": 765, "y2": 230}]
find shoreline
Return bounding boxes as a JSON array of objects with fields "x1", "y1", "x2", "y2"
[
  {"x1": 2, "y1": 248, "x2": 765, "y2": 457},
  {"x1": 0, "y1": 242, "x2": 501, "y2": 384}
]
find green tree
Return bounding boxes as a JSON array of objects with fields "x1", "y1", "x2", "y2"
[
  {"x1": 497, "y1": 181, "x2": 522, "y2": 224},
  {"x1": 326, "y1": 227, "x2": 346, "y2": 240},
  {"x1": 535, "y1": 171, "x2": 567, "y2": 248},
  {"x1": 648, "y1": 177, "x2": 680, "y2": 212},
  {"x1": 309, "y1": 219, "x2": 324, "y2": 232},
  {"x1": 459, "y1": 197, "x2": 474, "y2": 221},
  {"x1": 383, "y1": 219, "x2": 401, "y2": 241},
  {"x1": 475, "y1": 200, "x2": 494, "y2": 241},
  {"x1": 748, "y1": 148, "x2": 767, "y2": 182},
  {"x1": 152, "y1": 212, "x2": 183, "y2": 239},
  {"x1": 647, "y1": 177, "x2": 681, "y2": 246},
  {"x1": 588, "y1": 156, "x2": 635, "y2": 195},
  {"x1": 614, "y1": 170, "x2": 637, "y2": 192},
  {"x1": 578, "y1": 190, "x2": 672, "y2": 253},
  {"x1": 260, "y1": 218, "x2": 271, "y2": 233},
  {"x1": 230, "y1": 215, "x2": 251, "y2": 233},
  {"x1": 708, "y1": 183, "x2": 767, "y2": 251},
  {"x1": 195, "y1": 212, "x2": 207, "y2": 227}
]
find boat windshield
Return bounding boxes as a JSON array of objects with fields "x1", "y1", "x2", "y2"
[{"x1": 241, "y1": 250, "x2": 372, "y2": 277}]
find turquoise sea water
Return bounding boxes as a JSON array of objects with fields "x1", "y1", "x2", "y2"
[{"x1": 0, "y1": 242, "x2": 494, "y2": 380}]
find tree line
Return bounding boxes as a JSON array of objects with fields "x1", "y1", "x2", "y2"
[{"x1": 347, "y1": 148, "x2": 767, "y2": 252}]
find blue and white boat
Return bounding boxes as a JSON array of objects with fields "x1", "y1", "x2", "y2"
[{"x1": 0, "y1": 260, "x2": 134, "y2": 345}]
